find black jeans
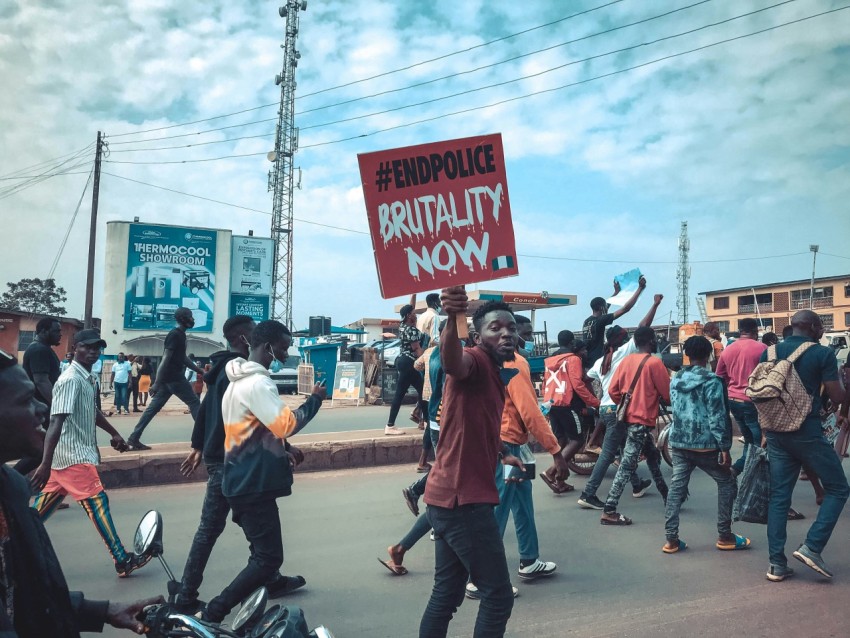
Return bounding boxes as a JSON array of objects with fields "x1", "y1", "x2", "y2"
[
  {"x1": 420, "y1": 504, "x2": 514, "y2": 638},
  {"x1": 129, "y1": 379, "x2": 201, "y2": 444},
  {"x1": 206, "y1": 498, "x2": 284, "y2": 622},
  {"x1": 131, "y1": 376, "x2": 140, "y2": 410},
  {"x1": 388, "y1": 354, "x2": 427, "y2": 427}
]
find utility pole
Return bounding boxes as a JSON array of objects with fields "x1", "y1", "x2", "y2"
[
  {"x1": 809, "y1": 244, "x2": 819, "y2": 309},
  {"x1": 268, "y1": 0, "x2": 305, "y2": 329},
  {"x1": 84, "y1": 131, "x2": 104, "y2": 329},
  {"x1": 676, "y1": 221, "x2": 690, "y2": 325}
]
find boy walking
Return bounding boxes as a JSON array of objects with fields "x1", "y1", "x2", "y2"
[{"x1": 663, "y1": 336, "x2": 750, "y2": 553}]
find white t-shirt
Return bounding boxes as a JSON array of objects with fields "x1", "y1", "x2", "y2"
[
  {"x1": 112, "y1": 360, "x2": 132, "y2": 384},
  {"x1": 587, "y1": 338, "x2": 639, "y2": 406},
  {"x1": 416, "y1": 308, "x2": 441, "y2": 344}
]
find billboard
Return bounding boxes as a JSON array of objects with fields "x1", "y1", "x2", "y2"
[
  {"x1": 229, "y1": 235, "x2": 274, "y2": 322},
  {"x1": 357, "y1": 133, "x2": 518, "y2": 298},
  {"x1": 124, "y1": 223, "x2": 217, "y2": 332}
]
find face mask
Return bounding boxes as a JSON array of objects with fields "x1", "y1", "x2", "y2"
[
  {"x1": 518, "y1": 340, "x2": 534, "y2": 357},
  {"x1": 267, "y1": 345, "x2": 282, "y2": 369}
]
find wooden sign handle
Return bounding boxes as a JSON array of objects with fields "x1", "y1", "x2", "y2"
[{"x1": 456, "y1": 313, "x2": 468, "y2": 339}]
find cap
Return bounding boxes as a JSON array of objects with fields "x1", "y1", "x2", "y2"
[
  {"x1": 73, "y1": 329, "x2": 107, "y2": 348},
  {"x1": 399, "y1": 304, "x2": 414, "y2": 319},
  {"x1": 605, "y1": 325, "x2": 627, "y2": 341}
]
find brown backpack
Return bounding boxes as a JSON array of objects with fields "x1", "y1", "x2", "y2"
[{"x1": 745, "y1": 342, "x2": 816, "y2": 433}]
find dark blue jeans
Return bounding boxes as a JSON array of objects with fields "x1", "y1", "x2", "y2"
[
  {"x1": 113, "y1": 381, "x2": 129, "y2": 411},
  {"x1": 665, "y1": 449, "x2": 737, "y2": 541},
  {"x1": 494, "y1": 442, "x2": 538, "y2": 562},
  {"x1": 730, "y1": 400, "x2": 761, "y2": 474},
  {"x1": 581, "y1": 409, "x2": 644, "y2": 499},
  {"x1": 129, "y1": 379, "x2": 200, "y2": 444},
  {"x1": 420, "y1": 504, "x2": 514, "y2": 638},
  {"x1": 207, "y1": 499, "x2": 284, "y2": 622},
  {"x1": 766, "y1": 425, "x2": 849, "y2": 567},
  {"x1": 400, "y1": 429, "x2": 440, "y2": 551}
]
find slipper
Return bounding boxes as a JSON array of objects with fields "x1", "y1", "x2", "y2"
[
  {"x1": 416, "y1": 464, "x2": 431, "y2": 473},
  {"x1": 540, "y1": 473, "x2": 572, "y2": 495},
  {"x1": 600, "y1": 513, "x2": 632, "y2": 526},
  {"x1": 377, "y1": 557, "x2": 408, "y2": 576},
  {"x1": 787, "y1": 508, "x2": 806, "y2": 521},
  {"x1": 663, "y1": 539, "x2": 687, "y2": 554},
  {"x1": 716, "y1": 534, "x2": 751, "y2": 551}
]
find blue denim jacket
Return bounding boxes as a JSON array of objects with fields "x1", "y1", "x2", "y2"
[{"x1": 669, "y1": 366, "x2": 731, "y2": 451}]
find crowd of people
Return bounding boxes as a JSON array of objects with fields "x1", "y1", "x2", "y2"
[{"x1": 2, "y1": 284, "x2": 848, "y2": 637}]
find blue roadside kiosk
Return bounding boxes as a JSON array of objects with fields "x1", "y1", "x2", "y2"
[{"x1": 299, "y1": 326, "x2": 367, "y2": 397}]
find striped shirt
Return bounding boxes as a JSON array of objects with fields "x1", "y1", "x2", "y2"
[{"x1": 50, "y1": 360, "x2": 100, "y2": 469}]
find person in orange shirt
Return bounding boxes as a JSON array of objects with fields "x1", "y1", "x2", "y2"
[
  {"x1": 600, "y1": 326, "x2": 670, "y2": 525},
  {"x1": 491, "y1": 316, "x2": 569, "y2": 583}
]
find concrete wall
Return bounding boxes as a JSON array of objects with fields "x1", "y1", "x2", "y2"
[{"x1": 100, "y1": 221, "x2": 233, "y2": 357}]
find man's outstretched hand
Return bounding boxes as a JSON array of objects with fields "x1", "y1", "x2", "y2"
[
  {"x1": 107, "y1": 595, "x2": 165, "y2": 634},
  {"x1": 440, "y1": 286, "x2": 468, "y2": 317}
]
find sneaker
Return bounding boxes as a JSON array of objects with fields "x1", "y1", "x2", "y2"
[
  {"x1": 429, "y1": 531, "x2": 435, "y2": 541},
  {"x1": 128, "y1": 441, "x2": 152, "y2": 451},
  {"x1": 577, "y1": 495, "x2": 605, "y2": 510},
  {"x1": 517, "y1": 559, "x2": 556, "y2": 581},
  {"x1": 793, "y1": 544, "x2": 833, "y2": 578},
  {"x1": 402, "y1": 487, "x2": 420, "y2": 517},
  {"x1": 384, "y1": 425, "x2": 406, "y2": 436},
  {"x1": 632, "y1": 479, "x2": 652, "y2": 498},
  {"x1": 115, "y1": 552, "x2": 152, "y2": 578},
  {"x1": 766, "y1": 564, "x2": 795, "y2": 582},
  {"x1": 464, "y1": 582, "x2": 519, "y2": 600}
]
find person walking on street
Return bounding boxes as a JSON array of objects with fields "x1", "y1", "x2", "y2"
[
  {"x1": 600, "y1": 327, "x2": 670, "y2": 526},
  {"x1": 0, "y1": 348, "x2": 164, "y2": 637},
  {"x1": 60, "y1": 351, "x2": 74, "y2": 373},
  {"x1": 130, "y1": 354, "x2": 142, "y2": 412},
  {"x1": 419, "y1": 291, "x2": 523, "y2": 638},
  {"x1": 18, "y1": 317, "x2": 62, "y2": 475},
  {"x1": 138, "y1": 357, "x2": 152, "y2": 406},
  {"x1": 176, "y1": 316, "x2": 305, "y2": 614},
  {"x1": 664, "y1": 336, "x2": 750, "y2": 554},
  {"x1": 384, "y1": 304, "x2": 427, "y2": 436},
  {"x1": 110, "y1": 352, "x2": 132, "y2": 415},
  {"x1": 200, "y1": 320, "x2": 327, "y2": 623},
  {"x1": 702, "y1": 322, "x2": 724, "y2": 371},
  {"x1": 578, "y1": 294, "x2": 663, "y2": 510},
  {"x1": 762, "y1": 310, "x2": 849, "y2": 582},
  {"x1": 582, "y1": 276, "x2": 647, "y2": 365},
  {"x1": 31, "y1": 329, "x2": 150, "y2": 577},
  {"x1": 127, "y1": 308, "x2": 203, "y2": 450}
]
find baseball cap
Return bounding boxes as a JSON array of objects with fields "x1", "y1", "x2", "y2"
[{"x1": 73, "y1": 329, "x2": 107, "y2": 348}]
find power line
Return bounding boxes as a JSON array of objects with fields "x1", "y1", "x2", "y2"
[
  {"x1": 820, "y1": 252, "x2": 850, "y2": 261},
  {"x1": 0, "y1": 159, "x2": 93, "y2": 201},
  {"x1": 518, "y1": 251, "x2": 810, "y2": 265},
  {"x1": 47, "y1": 168, "x2": 94, "y2": 278},
  {"x1": 108, "y1": 131, "x2": 275, "y2": 153},
  {"x1": 102, "y1": 171, "x2": 371, "y2": 234},
  {"x1": 107, "y1": 118, "x2": 277, "y2": 146},
  {"x1": 107, "y1": 0, "x2": 626, "y2": 141},
  {"x1": 102, "y1": 2, "x2": 841, "y2": 163},
  {"x1": 0, "y1": 143, "x2": 95, "y2": 181}
]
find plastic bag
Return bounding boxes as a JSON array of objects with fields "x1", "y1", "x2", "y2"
[{"x1": 733, "y1": 446, "x2": 770, "y2": 524}]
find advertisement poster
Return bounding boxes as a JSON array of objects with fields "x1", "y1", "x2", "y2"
[
  {"x1": 357, "y1": 133, "x2": 518, "y2": 299},
  {"x1": 124, "y1": 223, "x2": 217, "y2": 332},
  {"x1": 332, "y1": 362, "x2": 364, "y2": 404},
  {"x1": 229, "y1": 236, "x2": 274, "y2": 322}
]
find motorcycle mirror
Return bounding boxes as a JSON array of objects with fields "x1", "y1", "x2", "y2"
[
  {"x1": 231, "y1": 586, "x2": 268, "y2": 635},
  {"x1": 133, "y1": 510, "x2": 164, "y2": 557},
  {"x1": 250, "y1": 605, "x2": 285, "y2": 638},
  {"x1": 311, "y1": 628, "x2": 335, "y2": 638}
]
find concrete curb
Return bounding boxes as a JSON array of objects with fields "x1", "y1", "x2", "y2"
[{"x1": 98, "y1": 431, "x2": 428, "y2": 489}]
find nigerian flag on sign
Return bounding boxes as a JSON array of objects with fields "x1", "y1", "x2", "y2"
[{"x1": 491, "y1": 255, "x2": 515, "y2": 271}]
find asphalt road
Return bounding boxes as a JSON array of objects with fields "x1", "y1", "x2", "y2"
[
  {"x1": 47, "y1": 459, "x2": 850, "y2": 637},
  {"x1": 95, "y1": 404, "x2": 409, "y2": 447}
]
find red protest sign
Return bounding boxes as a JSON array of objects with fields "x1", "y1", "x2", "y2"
[{"x1": 358, "y1": 133, "x2": 518, "y2": 299}]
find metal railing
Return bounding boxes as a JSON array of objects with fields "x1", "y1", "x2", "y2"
[
  {"x1": 791, "y1": 297, "x2": 833, "y2": 310},
  {"x1": 738, "y1": 303, "x2": 774, "y2": 314}
]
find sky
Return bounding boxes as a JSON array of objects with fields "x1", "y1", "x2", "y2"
[{"x1": 2, "y1": 0, "x2": 849, "y2": 335}]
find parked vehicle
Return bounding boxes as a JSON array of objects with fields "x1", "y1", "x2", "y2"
[{"x1": 270, "y1": 347, "x2": 302, "y2": 395}]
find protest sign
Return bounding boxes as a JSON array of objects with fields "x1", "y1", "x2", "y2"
[
  {"x1": 357, "y1": 133, "x2": 518, "y2": 299},
  {"x1": 607, "y1": 268, "x2": 643, "y2": 307}
]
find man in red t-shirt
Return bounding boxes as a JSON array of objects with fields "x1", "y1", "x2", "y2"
[
  {"x1": 601, "y1": 326, "x2": 671, "y2": 525},
  {"x1": 419, "y1": 287, "x2": 524, "y2": 638}
]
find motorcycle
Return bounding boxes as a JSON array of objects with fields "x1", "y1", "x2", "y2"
[{"x1": 133, "y1": 510, "x2": 335, "y2": 638}]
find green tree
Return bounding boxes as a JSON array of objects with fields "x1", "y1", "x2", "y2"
[{"x1": 0, "y1": 278, "x2": 68, "y2": 315}]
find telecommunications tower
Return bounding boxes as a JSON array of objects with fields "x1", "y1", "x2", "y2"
[
  {"x1": 676, "y1": 221, "x2": 690, "y2": 325},
  {"x1": 268, "y1": 0, "x2": 306, "y2": 328}
]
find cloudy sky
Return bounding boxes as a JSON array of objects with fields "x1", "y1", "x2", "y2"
[{"x1": 2, "y1": 0, "x2": 849, "y2": 334}]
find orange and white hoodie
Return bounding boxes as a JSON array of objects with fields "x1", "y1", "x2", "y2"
[{"x1": 221, "y1": 358, "x2": 322, "y2": 504}]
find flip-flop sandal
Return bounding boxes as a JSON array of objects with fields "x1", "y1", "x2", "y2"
[
  {"x1": 716, "y1": 534, "x2": 751, "y2": 551},
  {"x1": 416, "y1": 464, "x2": 431, "y2": 473},
  {"x1": 377, "y1": 557, "x2": 408, "y2": 576},
  {"x1": 558, "y1": 483, "x2": 575, "y2": 493},
  {"x1": 540, "y1": 473, "x2": 564, "y2": 495},
  {"x1": 663, "y1": 539, "x2": 687, "y2": 554},
  {"x1": 600, "y1": 513, "x2": 632, "y2": 526},
  {"x1": 787, "y1": 509, "x2": 806, "y2": 521}
]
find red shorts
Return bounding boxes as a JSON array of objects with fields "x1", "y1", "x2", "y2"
[{"x1": 43, "y1": 464, "x2": 104, "y2": 500}]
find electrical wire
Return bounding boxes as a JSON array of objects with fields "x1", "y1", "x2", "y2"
[
  {"x1": 0, "y1": 142, "x2": 95, "y2": 180},
  {"x1": 0, "y1": 159, "x2": 93, "y2": 201},
  {"x1": 103, "y1": 3, "x2": 845, "y2": 163},
  {"x1": 517, "y1": 251, "x2": 810, "y2": 265},
  {"x1": 47, "y1": 168, "x2": 95, "y2": 278},
  {"x1": 102, "y1": 171, "x2": 371, "y2": 234},
  {"x1": 820, "y1": 252, "x2": 850, "y2": 261},
  {"x1": 106, "y1": 0, "x2": 627, "y2": 140}
]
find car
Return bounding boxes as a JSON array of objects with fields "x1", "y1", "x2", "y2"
[{"x1": 270, "y1": 347, "x2": 302, "y2": 395}]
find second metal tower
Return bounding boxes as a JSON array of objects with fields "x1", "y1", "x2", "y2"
[
  {"x1": 676, "y1": 221, "x2": 690, "y2": 325},
  {"x1": 268, "y1": 0, "x2": 305, "y2": 328}
]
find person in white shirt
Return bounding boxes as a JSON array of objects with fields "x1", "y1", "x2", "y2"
[
  {"x1": 110, "y1": 353, "x2": 133, "y2": 415},
  {"x1": 416, "y1": 293, "x2": 443, "y2": 346},
  {"x1": 577, "y1": 294, "x2": 663, "y2": 510}
]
